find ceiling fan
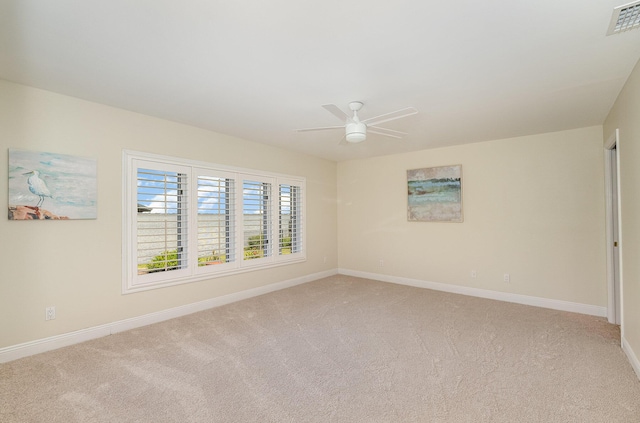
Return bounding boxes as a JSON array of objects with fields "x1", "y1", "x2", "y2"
[{"x1": 296, "y1": 101, "x2": 418, "y2": 144}]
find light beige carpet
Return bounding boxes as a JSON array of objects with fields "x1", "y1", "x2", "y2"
[{"x1": 1, "y1": 275, "x2": 639, "y2": 422}]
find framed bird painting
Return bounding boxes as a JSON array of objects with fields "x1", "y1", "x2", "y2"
[{"x1": 8, "y1": 149, "x2": 97, "y2": 220}]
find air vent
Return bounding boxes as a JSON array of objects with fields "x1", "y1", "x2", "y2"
[{"x1": 607, "y1": 1, "x2": 640, "y2": 35}]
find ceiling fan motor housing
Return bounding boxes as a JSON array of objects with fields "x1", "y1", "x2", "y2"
[{"x1": 346, "y1": 121, "x2": 366, "y2": 143}]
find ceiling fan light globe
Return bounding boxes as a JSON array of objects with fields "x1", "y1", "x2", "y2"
[
  {"x1": 346, "y1": 132, "x2": 366, "y2": 143},
  {"x1": 346, "y1": 121, "x2": 367, "y2": 143}
]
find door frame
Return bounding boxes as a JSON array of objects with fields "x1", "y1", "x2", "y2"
[{"x1": 604, "y1": 129, "x2": 622, "y2": 326}]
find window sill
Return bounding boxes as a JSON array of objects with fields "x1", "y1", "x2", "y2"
[{"x1": 124, "y1": 254, "x2": 306, "y2": 294}]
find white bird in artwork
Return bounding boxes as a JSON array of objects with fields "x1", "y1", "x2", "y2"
[{"x1": 23, "y1": 170, "x2": 52, "y2": 207}]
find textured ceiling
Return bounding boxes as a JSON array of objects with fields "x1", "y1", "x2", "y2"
[{"x1": 1, "y1": 0, "x2": 640, "y2": 161}]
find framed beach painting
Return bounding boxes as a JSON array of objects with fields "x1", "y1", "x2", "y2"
[
  {"x1": 8, "y1": 149, "x2": 97, "y2": 220},
  {"x1": 407, "y1": 165, "x2": 462, "y2": 222}
]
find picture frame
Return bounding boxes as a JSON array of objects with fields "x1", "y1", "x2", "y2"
[
  {"x1": 8, "y1": 149, "x2": 97, "y2": 220},
  {"x1": 407, "y1": 165, "x2": 462, "y2": 222}
]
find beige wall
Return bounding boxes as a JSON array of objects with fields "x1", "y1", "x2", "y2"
[
  {"x1": 337, "y1": 126, "x2": 607, "y2": 306},
  {"x1": 604, "y1": 58, "x2": 640, "y2": 363},
  {"x1": 0, "y1": 80, "x2": 338, "y2": 348},
  {"x1": 0, "y1": 77, "x2": 616, "y2": 356}
]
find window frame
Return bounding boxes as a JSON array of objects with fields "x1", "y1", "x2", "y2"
[{"x1": 123, "y1": 150, "x2": 306, "y2": 294}]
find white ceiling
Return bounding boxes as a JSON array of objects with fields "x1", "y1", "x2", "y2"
[{"x1": 1, "y1": 1, "x2": 640, "y2": 162}]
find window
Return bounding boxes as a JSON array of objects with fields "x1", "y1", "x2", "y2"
[
  {"x1": 242, "y1": 179, "x2": 272, "y2": 261},
  {"x1": 279, "y1": 183, "x2": 302, "y2": 255},
  {"x1": 197, "y1": 173, "x2": 236, "y2": 267},
  {"x1": 123, "y1": 151, "x2": 305, "y2": 293}
]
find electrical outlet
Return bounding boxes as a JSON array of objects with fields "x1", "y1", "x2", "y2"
[
  {"x1": 471, "y1": 270, "x2": 477, "y2": 278},
  {"x1": 45, "y1": 306, "x2": 56, "y2": 321},
  {"x1": 379, "y1": 259, "x2": 384, "y2": 267},
  {"x1": 323, "y1": 256, "x2": 327, "y2": 264},
  {"x1": 503, "y1": 273, "x2": 510, "y2": 283}
]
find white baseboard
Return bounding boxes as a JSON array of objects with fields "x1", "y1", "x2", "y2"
[
  {"x1": 0, "y1": 269, "x2": 338, "y2": 364},
  {"x1": 338, "y1": 268, "x2": 607, "y2": 317},
  {"x1": 622, "y1": 336, "x2": 640, "y2": 381}
]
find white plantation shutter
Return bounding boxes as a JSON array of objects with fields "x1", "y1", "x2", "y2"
[
  {"x1": 242, "y1": 179, "x2": 272, "y2": 261},
  {"x1": 124, "y1": 151, "x2": 305, "y2": 294},
  {"x1": 132, "y1": 161, "x2": 191, "y2": 287},
  {"x1": 197, "y1": 174, "x2": 236, "y2": 266},
  {"x1": 279, "y1": 183, "x2": 302, "y2": 255}
]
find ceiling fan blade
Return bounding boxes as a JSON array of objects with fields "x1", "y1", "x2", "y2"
[
  {"x1": 295, "y1": 125, "x2": 344, "y2": 132},
  {"x1": 362, "y1": 107, "x2": 418, "y2": 127},
  {"x1": 322, "y1": 104, "x2": 351, "y2": 122},
  {"x1": 368, "y1": 126, "x2": 408, "y2": 137},
  {"x1": 367, "y1": 130, "x2": 402, "y2": 139}
]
